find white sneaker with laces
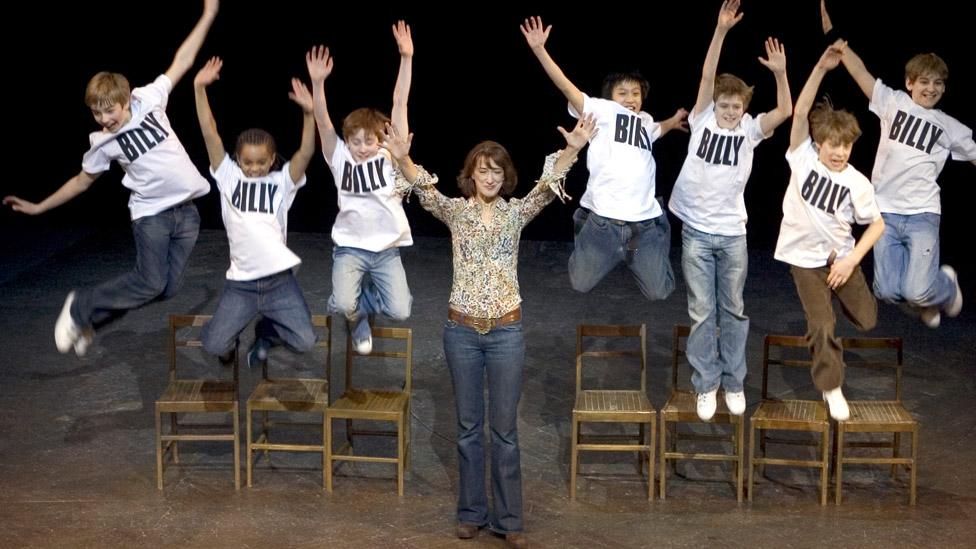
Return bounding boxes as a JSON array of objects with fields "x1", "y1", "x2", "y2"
[
  {"x1": 54, "y1": 291, "x2": 82, "y2": 354},
  {"x1": 352, "y1": 315, "x2": 373, "y2": 355},
  {"x1": 942, "y1": 265, "x2": 963, "y2": 318},
  {"x1": 697, "y1": 388, "x2": 718, "y2": 421},
  {"x1": 823, "y1": 387, "x2": 850, "y2": 421},
  {"x1": 724, "y1": 390, "x2": 746, "y2": 415},
  {"x1": 920, "y1": 306, "x2": 941, "y2": 329}
]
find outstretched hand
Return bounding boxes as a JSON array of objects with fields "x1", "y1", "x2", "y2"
[
  {"x1": 821, "y1": 0, "x2": 834, "y2": 34},
  {"x1": 558, "y1": 113, "x2": 598, "y2": 150},
  {"x1": 818, "y1": 40, "x2": 846, "y2": 71},
  {"x1": 3, "y1": 196, "x2": 41, "y2": 215},
  {"x1": 717, "y1": 0, "x2": 744, "y2": 31},
  {"x1": 194, "y1": 56, "x2": 223, "y2": 88},
  {"x1": 289, "y1": 79, "x2": 313, "y2": 113},
  {"x1": 520, "y1": 16, "x2": 551, "y2": 50},
  {"x1": 380, "y1": 122, "x2": 414, "y2": 162},
  {"x1": 305, "y1": 45, "x2": 334, "y2": 82},
  {"x1": 392, "y1": 20, "x2": 413, "y2": 57},
  {"x1": 758, "y1": 37, "x2": 787, "y2": 74}
]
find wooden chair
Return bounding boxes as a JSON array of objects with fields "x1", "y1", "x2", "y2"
[
  {"x1": 659, "y1": 325, "x2": 745, "y2": 501},
  {"x1": 834, "y1": 336, "x2": 917, "y2": 505},
  {"x1": 155, "y1": 315, "x2": 240, "y2": 489},
  {"x1": 325, "y1": 326, "x2": 412, "y2": 495},
  {"x1": 570, "y1": 324, "x2": 655, "y2": 500},
  {"x1": 245, "y1": 315, "x2": 332, "y2": 487},
  {"x1": 748, "y1": 335, "x2": 830, "y2": 505}
]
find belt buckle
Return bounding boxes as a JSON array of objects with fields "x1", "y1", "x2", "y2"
[{"x1": 470, "y1": 316, "x2": 493, "y2": 334}]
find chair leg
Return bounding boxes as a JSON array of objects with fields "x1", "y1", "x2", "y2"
[
  {"x1": 637, "y1": 423, "x2": 645, "y2": 474},
  {"x1": 834, "y1": 425, "x2": 844, "y2": 505},
  {"x1": 909, "y1": 427, "x2": 918, "y2": 505},
  {"x1": 891, "y1": 432, "x2": 901, "y2": 479},
  {"x1": 735, "y1": 417, "x2": 744, "y2": 502},
  {"x1": 647, "y1": 419, "x2": 656, "y2": 501},
  {"x1": 325, "y1": 413, "x2": 334, "y2": 493},
  {"x1": 747, "y1": 422, "x2": 756, "y2": 502},
  {"x1": 155, "y1": 406, "x2": 164, "y2": 490},
  {"x1": 246, "y1": 403, "x2": 254, "y2": 488},
  {"x1": 569, "y1": 416, "x2": 579, "y2": 500},
  {"x1": 170, "y1": 413, "x2": 180, "y2": 464},
  {"x1": 233, "y1": 404, "x2": 241, "y2": 490},
  {"x1": 669, "y1": 422, "x2": 678, "y2": 475},
  {"x1": 659, "y1": 415, "x2": 667, "y2": 500},
  {"x1": 262, "y1": 410, "x2": 271, "y2": 461},
  {"x1": 397, "y1": 414, "x2": 405, "y2": 496},
  {"x1": 322, "y1": 412, "x2": 328, "y2": 490},
  {"x1": 820, "y1": 427, "x2": 829, "y2": 506}
]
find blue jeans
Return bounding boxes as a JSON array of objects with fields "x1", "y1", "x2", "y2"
[
  {"x1": 873, "y1": 212, "x2": 957, "y2": 309},
  {"x1": 71, "y1": 201, "x2": 200, "y2": 329},
  {"x1": 681, "y1": 226, "x2": 749, "y2": 393},
  {"x1": 329, "y1": 246, "x2": 412, "y2": 323},
  {"x1": 443, "y1": 319, "x2": 525, "y2": 534},
  {"x1": 568, "y1": 207, "x2": 674, "y2": 300},
  {"x1": 201, "y1": 270, "x2": 316, "y2": 356}
]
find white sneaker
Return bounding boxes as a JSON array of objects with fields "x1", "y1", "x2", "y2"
[
  {"x1": 697, "y1": 388, "x2": 718, "y2": 421},
  {"x1": 352, "y1": 315, "x2": 372, "y2": 355},
  {"x1": 942, "y1": 265, "x2": 963, "y2": 318},
  {"x1": 920, "y1": 306, "x2": 941, "y2": 329},
  {"x1": 823, "y1": 387, "x2": 850, "y2": 421},
  {"x1": 724, "y1": 390, "x2": 746, "y2": 415},
  {"x1": 73, "y1": 327, "x2": 94, "y2": 357},
  {"x1": 54, "y1": 292, "x2": 82, "y2": 354}
]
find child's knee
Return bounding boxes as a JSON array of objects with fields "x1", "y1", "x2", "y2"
[{"x1": 293, "y1": 329, "x2": 317, "y2": 353}]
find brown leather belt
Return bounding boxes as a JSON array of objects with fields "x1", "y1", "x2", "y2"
[{"x1": 448, "y1": 307, "x2": 522, "y2": 334}]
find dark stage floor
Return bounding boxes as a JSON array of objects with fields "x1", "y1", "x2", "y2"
[{"x1": 2, "y1": 228, "x2": 974, "y2": 548}]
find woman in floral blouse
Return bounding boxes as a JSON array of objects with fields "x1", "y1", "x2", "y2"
[{"x1": 383, "y1": 115, "x2": 595, "y2": 548}]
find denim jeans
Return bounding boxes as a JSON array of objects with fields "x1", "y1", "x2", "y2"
[
  {"x1": 568, "y1": 207, "x2": 674, "y2": 300},
  {"x1": 329, "y1": 246, "x2": 412, "y2": 323},
  {"x1": 71, "y1": 201, "x2": 200, "y2": 329},
  {"x1": 681, "y1": 225, "x2": 749, "y2": 393},
  {"x1": 201, "y1": 270, "x2": 316, "y2": 357},
  {"x1": 443, "y1": 319, "x2": 525, "y2": 534},
  {"x1": 873, "y1": 212, "x2": 957, "y2": 309}
]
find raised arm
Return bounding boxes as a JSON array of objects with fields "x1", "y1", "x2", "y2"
[
  {"x1": 306, "y1": 46, "x2": 338, "y2": 160},
  {"x1": 757, "y1": 37, "x2": 793, "y2": 135},
  {"x1": 791, "y1": 42, "x2": 846, "y2": 151},
  {"x1": 288, "y1": 79, "x2": 317, "y2": 183},
  {"x1": 164, "y1": 0, "x2": 219, "y2": 87},
  {"x1": 521, "y1": 16, "x2": 585, "y2": 114},
  {"x1": 827, "y1": 216, "x2": 885, "y2": 290},
  {"x1": 821, "y1": 0, "x2": 875, "y2": 99},
  {"x1": 695, "y1": 0, "x2": 744, "y2": 115},
  {"x1": 391, "y1": 20, "x2": 413, "y2": 136},
  {"x1": 3, "y1": 170, "x2": 101, "y2": 215},
  {"x1": 193, "y1": 56, "x2": 227, "y2": 171}
]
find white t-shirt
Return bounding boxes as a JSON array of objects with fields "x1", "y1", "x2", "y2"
[
  {"x1": 869, "y1": 79, "x2": 976, "y2": 215},
  {"x1": 82, "y1": 75, "x2": 209, "y2": 220},
  {"x1": 669, "y1": 104, "x2": 769, "y2": 235},
  {"x1": 774, "y1": 138, "x2": 882, "y2": 268},
  {"x1": 570, "y1": 95, "x2": 663, "y2": 222},
  {"x1": 211, "y1": 155, "x2": 305, "y2": 281},
  {"x1": 326, "y1": 139, "x2": 412, "y2": 252}
]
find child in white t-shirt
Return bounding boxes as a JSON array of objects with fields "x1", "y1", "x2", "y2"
[
  {"x1": 305, "y1": 21, "x2": 415, "y2": 355},
  {"x1": 668, "y1": 0, "x2": 793, "y2": 421},
  {"x1": 193, "y1": 57, "x2": 317, "y2": 365},
  {"x1": 3, "y1": 0, "x2": 218, "y2": 357},
  {"x1": 521, "y1": 16, "x2": 688, "y2": 299},
  {"x1": 774, "y1": 42, "x2": 885, "y2": 421}
]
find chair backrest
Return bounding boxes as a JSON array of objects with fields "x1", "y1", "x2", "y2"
[
  {"x1": 344, "y1": 326, "x2": 412, "y2": 394},
  {"x1": 575, "y1": 324, "x2": 646, "y2": 394},
  {"x1": 670, "y1": 325, "x2": 691, "y2": 391},
  {"x1": 761, "y1": 334, "x2": 811, "y2": 400},
  {"x1": 168, "y1": 314, "x2": 239, "y2": 385},
  {"x1": 840, "y1": 336, "x2": 904, "y2": 401},
  {"x1": 260, "y1": 314, "x2": 333, "y2": 383}
]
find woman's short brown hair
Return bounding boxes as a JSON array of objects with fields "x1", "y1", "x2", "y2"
[{"x1": 456, "y1": 141, "x2": 518, "y2": 198}]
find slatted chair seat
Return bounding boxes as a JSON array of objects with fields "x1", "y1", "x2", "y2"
[
  {"x1": 748, "y1": 334, "x2": 831, "y2": 505},
  {"x1": 246, "y1": 315, "x2": 332, "y2": 488},
  {"x1": 326, "y1": 326, "x2": 412, "y2": 495},
  {"x1": 659, "y1": 326, "x2": 745, "y2": 501},
  {"x1": 570, "y1": 324, "x2": 655, "y2": 501},
  {"x1": 155, "y1": 315, "x2": 240, "y2": 490},
  {"x1": 834, "y1": 337, "x2": 917, "y2": 505}
]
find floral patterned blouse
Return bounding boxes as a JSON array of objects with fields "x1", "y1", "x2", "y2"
[{"x1": 395, "y1": 151, "x2": 573, "y2": 318}]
